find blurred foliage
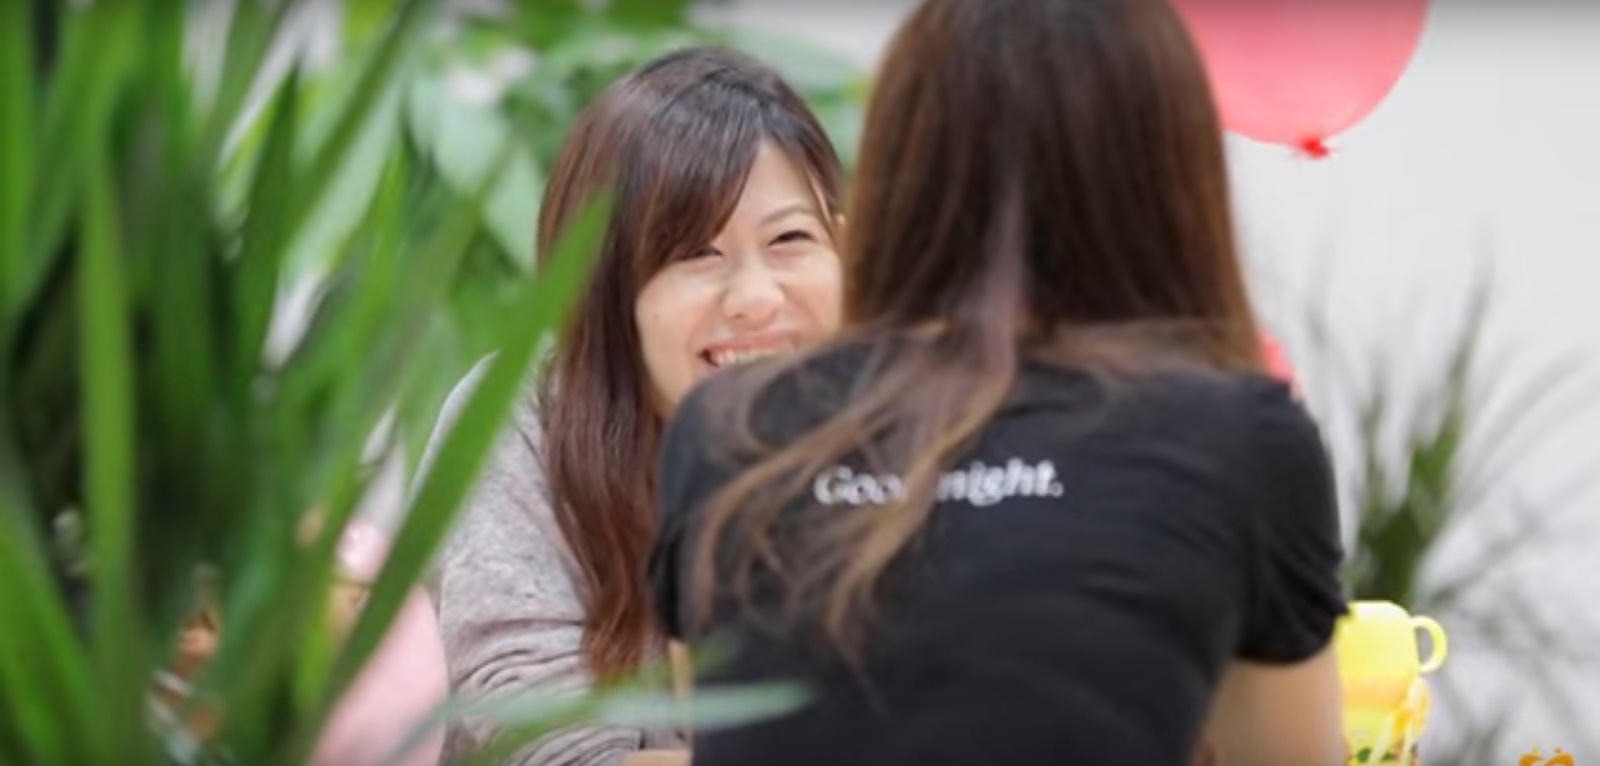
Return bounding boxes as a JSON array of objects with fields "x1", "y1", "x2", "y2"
[
  {"x1": 1296, "y1": 277, "x2": 1599, "y2": 765},
  {"x1": 0, "y1": 0, "x2": 843, "y2": 763}
]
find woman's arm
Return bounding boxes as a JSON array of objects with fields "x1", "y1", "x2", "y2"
[
  {"x1": 431, "y1": 373, "x2": 681, "y2": 765},
  {"x1": 1204, "y1": 381, "x2": 1348, "y2": 766},
  {"x1": 1202, "y1": 650, "x2": 1345, "y2": 766},
  {"x1": 619, "y1": 753, "x2": 690, "y2": 766}
]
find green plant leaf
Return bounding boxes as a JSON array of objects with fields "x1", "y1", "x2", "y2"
[
  {"x1": 501, "y1": 0, "x2": 588, "y2": 49},
  {"x1": 200, "y1": 0, "x2": 296, "y2": 158},
  {"x1": 268, "y1": 167, "x2": 514, "y2": 766},
  {"x1": 135, "y1": 10, "x2": 228, "y2": 627},
  {"x1": 405, "y1": 76, "x2": 542, "y2": 266},
  {"x1": 22, "y1": 1, "x2": 139, "y2": 325},
  {"x1": 289, "y1": 0, "x2": 438, "y2": 276},
  {"x1": 343, "y1": 0, "x2": 395, "y2": 53},
  {"x1": 231, "y1": 67, "x2": 305, "y2": 387},
  {"x1": 431, "y1": 654, "x2": 802, "y2": 766},
  {"x1": 202, "y1": 154, "x2": 421, "y2": 754},
  {"x1": 0, "y1": 510, "x2": 97, "y2": 764},
  {"x1": 603, "y1": 0, "x2": 696, "y2": 31},
  {"x1": 597, "y1": 682, "x2": 807, "y2": 730},
  {"x1": 0, "y1": 1, "x2": 34, "y2": 318},
  {"x1": 1459, "y1": 355, "x2": 1591, "y2": 505},
  {"x1": 285, "y1": 79, "x2": 404, "y2": 277},
  {"x1": 78, "y1": 151, "x2": 148, "y2": 763},
  {"x1": 330, "y1": 194, "x2": 608, "y2": 713}
]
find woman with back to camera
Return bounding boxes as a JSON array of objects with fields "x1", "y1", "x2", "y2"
[
  {"x1": 429, "y1": 46, "x2": 845, "y2": 766},
  {"x1": 648, "y1": 1, "x2": 1348, "y2": 765}
]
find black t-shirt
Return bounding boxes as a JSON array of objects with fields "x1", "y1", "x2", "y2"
[{"x1": 650, "y1": 343, "x2": 1346, "y2": 766}]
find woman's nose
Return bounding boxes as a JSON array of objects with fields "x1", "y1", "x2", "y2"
[{"x1": 721, "y1": 257, "x2": 784, "y2": 330}]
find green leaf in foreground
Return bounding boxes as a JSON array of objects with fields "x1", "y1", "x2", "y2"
[
  {"x1": 332, "y1": 194, "x2": 611, "y2": 699},
  {"x1": 78, "y1": 155, "x2": 147, "y2": 764},
  {"x1": 444, "y1": 682, "x2": 807, "y2": 766}
]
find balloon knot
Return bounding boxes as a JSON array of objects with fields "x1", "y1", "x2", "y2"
[{"x1": 1297, "y1": 136, "x2": 1332, "y2": 159}]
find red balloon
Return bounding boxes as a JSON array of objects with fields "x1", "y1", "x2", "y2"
[{"x1": 1170, "y1": 0, "x2": 1430, "y2": 157}]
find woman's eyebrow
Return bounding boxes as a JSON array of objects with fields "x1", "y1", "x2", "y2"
[{"x1": 761, "y1": 202, "x2": 820, "y2": 225}]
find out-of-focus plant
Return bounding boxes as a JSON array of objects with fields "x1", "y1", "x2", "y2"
[
  {"x1": 1292, "y1": 277, "x2": 1600, "y2": 765},
  {"x1": 0, "y1": 0, "x2": 619, "y2": 762}
]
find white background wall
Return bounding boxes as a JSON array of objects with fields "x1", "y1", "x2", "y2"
[{"x1": 708, "y1": 0, "x2": 1600, "y2": 762}]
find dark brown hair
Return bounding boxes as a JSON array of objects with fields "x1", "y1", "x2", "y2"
[
  {"x1": 691, "y1": 0, "x2": 1263, "y2": 652},
  {"x1": 535, "y1": 46, "x2": 842, "y2": 679}
]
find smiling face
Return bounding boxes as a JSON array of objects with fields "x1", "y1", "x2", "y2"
[{"x1": 634, "y1": 140, "x2": 842, "y2": 411}]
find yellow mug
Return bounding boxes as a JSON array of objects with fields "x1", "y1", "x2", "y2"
[
  {"x1": 1335, "y1": 601, "x2": 1448, "y2": 706},
  {"x1": 1335, "y1": 601, "x2": 1448, "y2": 764}
]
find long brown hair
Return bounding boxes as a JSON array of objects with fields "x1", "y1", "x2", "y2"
[
  {"x1": 535, "y1": 46, "x2": 842, "y2": 679},
  {"x1": 691, "y1": 0, "x2": 1264, "y2": 653}
]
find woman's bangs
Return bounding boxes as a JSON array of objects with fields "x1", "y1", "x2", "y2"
[{"x1": 629, "y1": 107, "x2": 762, "y2": 273}]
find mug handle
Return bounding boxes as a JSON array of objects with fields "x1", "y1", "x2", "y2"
[{"x1": 1412, "y1": 616, "x2": 1448, "y2": 673}]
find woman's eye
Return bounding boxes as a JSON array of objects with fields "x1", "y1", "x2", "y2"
[
  {"x1": 681, "y1": 245, "x2": 721, "y2": 261},
  {"x1": 770, "y1": 230, "x2": 816, "y2": 247}
]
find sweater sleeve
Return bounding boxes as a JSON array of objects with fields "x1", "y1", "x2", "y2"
[{"x1": 430, "y1": 368, "x2": 661, "y2": 766}]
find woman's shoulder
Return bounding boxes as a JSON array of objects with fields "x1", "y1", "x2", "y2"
[
  {"x1": 1024, "y1": 357, "x2": 1300, "y2": 417},
  {"x1": 1088, "y1": 365, "x2": 1333, "y2": 505},
  {"x1": 1012, "y1": 361, "x2": 1324, "y2": 484},
  {"x1": 425, "y1": 358, "x2": 572, "y2": 575},
  {"x1": 423, "y1": 356, "x2": 546, "y2": 468}
]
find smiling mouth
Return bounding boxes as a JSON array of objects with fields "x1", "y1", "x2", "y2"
[{"x1": 702, "y1": 345, "x2": 792, "y2": 369}]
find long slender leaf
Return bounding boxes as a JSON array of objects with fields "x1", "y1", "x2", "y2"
[
  {"x1": 0, "y1": 511, "x2": 97, "y2": 764},
  {"x1": 276, "y1": 181, "x2": 523, "y2": 766},
  {"x1": 291, "y1": 0, "x2": 437, "y2": 261},
  {"x1": 135, "y1": 1, "x2": 230, "y2": 640},
  {"x1": 25, "y1": 2, "x2": 139, "y2": 316},
  {"x1": 274, "y1": 131, "x2": 521, "y2": 445},
  {"x1": 282, "y1": 158, "x2": 417, "y2": 737},
  {"x1": 405, "y1": 76, "x2": 543, "y2": 265},
  {"x1": 1459, "y1": 356, "x2": 1593, "y2": 502},
  {"x1": 285, "y1": 79, "x2": 404, "y2": 277},
  {"x1": 343, "y1": 0, "x2": 395, "y2": 53},
  {"x1": 203, "y1": 155, "x2": 413, "y2": 737},
  {"x1": 1422, "y1": 494, "x2": 1559, "y2": 611},
  {"x1": 329, "y1": 195, "x2": 609, "y2": 715},
  {"x1": 0, "y1": 1, "x2": 34, "y2": 316},
  {"x1": 201, "y1": 0, "x2": 297, "y2": 159},
  {"x1": 232, "y1": 68, "x2": 305, "y2": 387},
  {"x1": 79, "y1": 155, "x2": 149, "y2": 763},
  {"x1": 200, "y1": 2, "x2": 451, "y2": 719},
  {"x1": 598, "y1": 683, "x2": 806, "y2": 731}
]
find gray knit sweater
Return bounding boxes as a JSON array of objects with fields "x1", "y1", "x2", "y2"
[{"x1": 429, "y1": 367, "x2": 684, "y2": 765}]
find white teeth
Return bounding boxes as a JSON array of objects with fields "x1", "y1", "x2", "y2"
[{"x1": 708, "y1": 347, "x2": 787, "y2": 368}]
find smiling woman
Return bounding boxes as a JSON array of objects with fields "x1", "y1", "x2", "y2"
[
  {"x1": 431, "y1": 46, "x2": 844, "y2": 766},
  {"x1": 636, "y1": 141, "x2": 841, "y2": 408}
]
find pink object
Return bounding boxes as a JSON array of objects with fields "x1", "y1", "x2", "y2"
[
  {"x1": 311, "y1": 520, "x2": 449, "y2": 766},
  {"x1": 1260, "y1": 333, "x2": 1297, "y2": 391},
  {"x1": 1169, "y1": 0, "x2": 1430, "y2": 157}
]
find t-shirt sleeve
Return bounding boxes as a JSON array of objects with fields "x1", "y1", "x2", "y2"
[
  {"x1": 649, "y1": 381, "x2": 721, "y2": 641},
  {"x1": 1236, "y1": 379, "x2": 1348, "y2": 663}
]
